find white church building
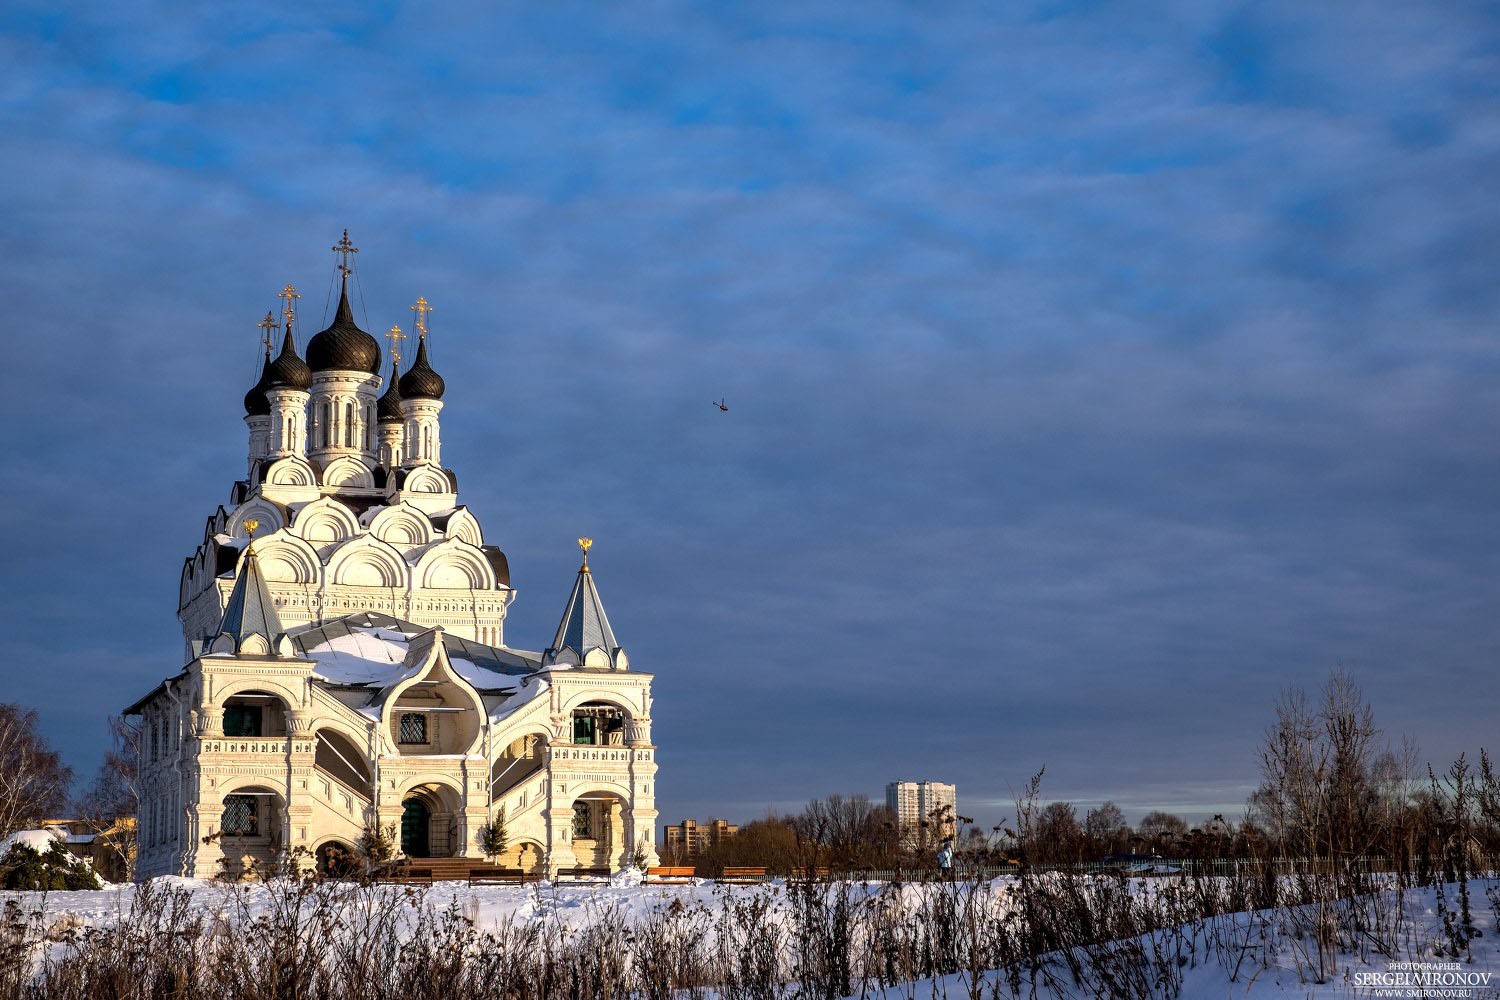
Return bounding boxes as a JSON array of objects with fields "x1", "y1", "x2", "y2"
[{"x1": 126, "y1": 236, "x2": 659, "y2": 879}]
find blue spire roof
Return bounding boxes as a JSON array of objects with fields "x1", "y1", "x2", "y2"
[
  {"x1": 542, "y1": 544, "x2": 624, "y2": 668},
  {"x1": 210, "y1": 542, "x2": 290, "y2": 656}
]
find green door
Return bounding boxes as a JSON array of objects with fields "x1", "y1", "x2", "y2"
[{"x1": 401, "y1": 798, "x2": 430, "y2": 858}]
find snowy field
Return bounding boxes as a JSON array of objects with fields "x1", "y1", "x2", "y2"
[{"x1": 6, "y1": 874, "x2": 1500, "y2": 999}]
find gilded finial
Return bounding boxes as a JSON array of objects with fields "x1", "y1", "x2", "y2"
[
  {"x1": 332, "y1": 229, "x2": 359, "y2": 280},
  {"x1": 385, "y1": 324, "x2": 407, "y2": 365},
  {"x1": 410, "y1": 296, "x2": 432, "y2": 337},
  {"x1": 578, "y1": 536, "x2": 593, "y2": 571},
  {"x1": 278, "y1": 283, "x2": 301, "y2": 333},
  {"x1": 256, "y1": 311, "x2": 278, "y2": 353},
  {"x1": 243, "y1": 518, "x2": 260, "y2": 552}
]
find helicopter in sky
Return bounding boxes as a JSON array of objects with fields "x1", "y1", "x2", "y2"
[{"x1": 713, "y1": 398, "x2": 729, "y2": 412}]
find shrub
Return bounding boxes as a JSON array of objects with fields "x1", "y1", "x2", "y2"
[{"x1": 0, "y1": 839, "x2": 102, "y2": 891}]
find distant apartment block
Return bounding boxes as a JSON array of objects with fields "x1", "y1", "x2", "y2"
[
  {"x1": 886, "y1": 780, "x2": 957, "y2": 849},
  {"x1": 663, "y1": 818, "x2": 739, "y2": 858}
]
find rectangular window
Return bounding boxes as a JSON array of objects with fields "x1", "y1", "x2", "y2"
[
  {"x1": 223, "y1": 705, "x2": 262, "y2": 738},
  {"x1": 573, "y1": 800, "x2": 593, "y2": 839},
  {"x1": 573, "y1": 716, "x2": 596, "y2": 745},
  {"x1": 399, "y1": 713, "x2": 427, "y2": 744},
  {"x1": 222, "y1": 795, "x2": 259, "y2": 837}
]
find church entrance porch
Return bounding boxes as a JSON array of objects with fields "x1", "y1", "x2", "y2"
[
  {"x1": 397, "y1": 783, "x2": 462, "y2": 858},
  {"x1": 400, "y1": 798, "x2": 430, "y2": 857}
]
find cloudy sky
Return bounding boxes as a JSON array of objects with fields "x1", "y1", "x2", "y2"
[{"x1": 1, "y1": 1, "x2": 1497, "y2": 829}]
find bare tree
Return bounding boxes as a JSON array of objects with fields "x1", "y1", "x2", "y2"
[
  {"x1": 1136, "y1": 811, "x2": 1189, "y2": 853},
  {"x1": 74, "y1": 715, "x2": 141, "y2": 880},
  {"x1": 0, "y1": 703, "x2": 72, "y2": 837},
  {"x1": 1084, "y1": 801, "x2": 1130, "y2": 855},
  {"x1": 1032, "y1": 801, "x2": 1085, "y2": 863}
]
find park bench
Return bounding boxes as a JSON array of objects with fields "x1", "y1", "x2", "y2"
[
  {"x1": 644, "y1": 865, "x2": 697, "y2": 884},
  {"x1": 557, "y1": 867, "x2": 611, "y2": 880},
  {"x1": 468, "y1": 868, "x2": 544, "y2": 886},
  {"x1": 718, "y1": 866, "x2": 768, "y2": 884}
]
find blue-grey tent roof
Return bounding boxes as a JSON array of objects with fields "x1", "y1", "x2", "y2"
[
  {"x1": 544, "y1": 558, "x2": 620, "y2": 663},
  {"x1": 216, "y1": 545, "x2": 285, "y2": 650}
]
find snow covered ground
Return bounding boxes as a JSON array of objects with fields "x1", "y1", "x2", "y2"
[{"x1": 5, "y1": 874, "x2": 1499, "y2": 999}]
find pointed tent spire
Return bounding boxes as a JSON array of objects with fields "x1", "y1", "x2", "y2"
[
  {"x1": 209, "y1": 523, "x2": 294, "y2": 657},
  {"x1": 542, "y1": 537, "x2": 626, "y2": 669}
]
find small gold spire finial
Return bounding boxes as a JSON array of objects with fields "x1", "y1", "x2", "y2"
[
  {"x1": 278, "y1": 283, "x2": 301, "y2": 333},
  {"x1": 256, "y1": 311, "x2": 278, "y2": 352},
  {"x1": 385, "y1": 324, "x2": 407, "y2": 365},
  {"x1": 410, "y1": 296, "x2": 432, "y2": 337},
  {"x1": 332, "y1": 229, "x2": 359, "y2": 280},
  {"x1": 578, "y1": 536, "x2": 593, "y2": 571},
  {"x1": 243, "y1": 519, "x2": 260, "y2": 552}
]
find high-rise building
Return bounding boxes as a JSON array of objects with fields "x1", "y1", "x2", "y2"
[
  {"x1": 886, "y1": 781, "x2": 956, "y2": 849},
  {"x1": 663, "y1": 818, "x2": 738, "y2": 858}
]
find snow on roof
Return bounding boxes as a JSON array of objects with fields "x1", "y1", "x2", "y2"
[
  {"x1": 446, "y1": 655, "x2": 524, "y2": 692},
  {"x1": 1, "y1": 828, "x2": 64, "y2": 856},
  {"x1": 303, "y1": 627, "x2": 416, "y2": 684},
  {"x1": 299, "y1": 620, "x2": 537, "y2": 691}
]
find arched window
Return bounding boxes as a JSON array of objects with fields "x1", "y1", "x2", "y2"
[{"x1": 344, "y1": 401, "x2": 355, "y2": 448}]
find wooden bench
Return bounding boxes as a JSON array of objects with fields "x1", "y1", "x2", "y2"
[
  {"x1": 644, "y1": 865, "x2": 696, "y2": 884},
  {"x1": 792, "y1": 866, "x2": 832, "y2": 880},
  {"x1": 381, "y1": 867, "x2": 433, "y2": 883},
  {"x1": 718, "y1": 866, "x2": 768, "y2": 884},
  {"x1": 557, "y1": 867, "x2": 610, "y2": 880},
  {"x1": 468, "y1": 868, "x2": 544, "y2": 886}
]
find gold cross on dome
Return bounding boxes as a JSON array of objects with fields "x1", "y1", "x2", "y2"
[
  {"x1": 278, "y1": 283, "x2": 301, "y2": 330},
  {"x1": 331, "y1": 229, "x2": 359, "y2": 278},
  {"x1": 410, "y1": 296, "x2": 432, "y2": 337},
  {"x1": 385, "y1": 324, "x2": 407, "y2": 365},
  {"x1": 256, "y1": 311, "x2": 279, "y2": 351}
]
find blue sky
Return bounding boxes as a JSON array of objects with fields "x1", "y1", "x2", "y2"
[{"x1": 1, "y1": 0, "x2": 1497, "y2": 828}]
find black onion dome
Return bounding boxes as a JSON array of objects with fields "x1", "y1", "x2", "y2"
[
  {"x1": 398, "y1": 335, "x2": 445, "y2": 400},
  {"x1": 243, "y1": 350, "x2": 273, "y2": 416},
  {"x1": 306, "y1": 284, "x2": 381, "y2": 374},
  {"x1": 266, "y1": 329, "x2": 313, "y2": 390},
  {"x1": 377, "y1": 361, "x2": 404, "y2": 422}
]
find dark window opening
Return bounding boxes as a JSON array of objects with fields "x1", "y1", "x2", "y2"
[
  {"x1": 224, "y1": 705, "x2": 263, "y2": 738},
  {"x1": 399, "y1": 713, "x2": 427, "y2": 744},
  {"x1": 573, "y1": 800, "x2": 593, "y2": 839},
  {"x1": 223, "y1": 795, "x2": 259, "y2": 837},
  {"x1": 572, "y1": 716, "x2": 596, "y2": 745}
]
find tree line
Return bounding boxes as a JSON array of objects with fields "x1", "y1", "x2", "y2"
[{"x1": 6, "y1": 668, "x2": 1500, "y2": 881}]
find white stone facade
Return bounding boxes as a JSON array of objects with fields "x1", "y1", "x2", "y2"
[{"x1": 129, "y1": 258, "x2": 658, "y2": 880}]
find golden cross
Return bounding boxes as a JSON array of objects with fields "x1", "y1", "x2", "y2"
[
  {"x1": 385, "y1": 324, "x2": 407, "y2": 365},
  {"x1": 410, "y1": 296, "x2": 432, "y2": 337},
  {"x1": 278, "y1": 283, "x2": 301, "y2": 330},
  {"x1": 331, "y1": 229, "x2": 359, "y2": 279},
  {"x1": 256, "y1": 311, "x2": 279, "y2": 352}
]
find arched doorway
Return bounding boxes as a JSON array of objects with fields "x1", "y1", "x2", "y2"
[
  {"x1": 316, "y1": 840, "x2": 358, "y2": 877},
  {"x1": 401, "y1": 798, "x2": 431, "y2": 857}
]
